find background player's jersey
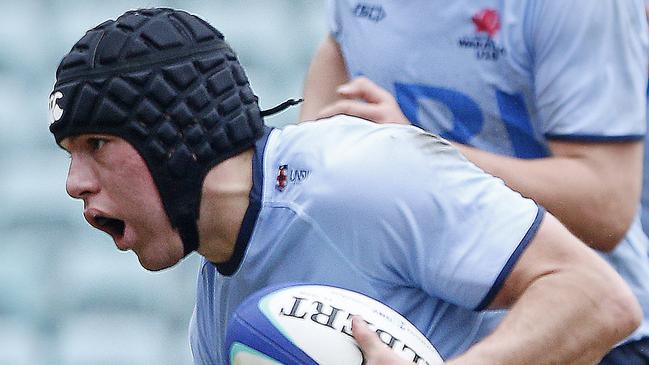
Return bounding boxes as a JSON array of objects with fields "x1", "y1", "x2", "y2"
[
  {"x1": 330, "y1": 0, "x2": 648, "y2": 155},
  {"x1": 330, "y1": 0, "x2": 649, "y2": 343},
  {"x1": 641, "y1": 0, "x2": 649, "y2": 235},
  {"x1": 189, "y1": 116, "x2": 543, "y2": 363},
  {"x1": 643, "y1": 90, "x2": 649, "y2": 232}
]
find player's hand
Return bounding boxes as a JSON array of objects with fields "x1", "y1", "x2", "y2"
[
  {"x1": 352, "y1": 316, "x2": 413, "y2": 365},
  {"x1": 316, "y1": 77, "x2": 411, "y2": 125}
]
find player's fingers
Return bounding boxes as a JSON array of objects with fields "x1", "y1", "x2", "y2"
[
  {"x1": 316, "y1": 100, "x2": 384, "y2": 121},
  {"x1": 352, "y1": 316, "x2": 405, "y2": 365},
  {"x1": 337, "y1": 76, "x2": 393, "y2": 104},
  {"x1": 352, "y1": 316, "x2": 383, "y2": 354}
]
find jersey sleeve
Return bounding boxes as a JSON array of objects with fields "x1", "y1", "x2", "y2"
[
  {"x1": 529, "y1": 0, "x2": 648, "y2": 140},
  {"x1": 327, "y1": 0, "x2": 342, "y2": 39},
  {"x1": 382, "y1": 128, "x2": 544, "y2": 310}
]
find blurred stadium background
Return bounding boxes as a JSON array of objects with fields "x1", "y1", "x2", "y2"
[{"x1": 0, "y1": 1, "x2": 326, "y2": 364}]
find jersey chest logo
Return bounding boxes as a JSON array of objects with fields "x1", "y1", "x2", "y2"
[
  {"x1": 457, "y1": 8, "x2": 506, "y2": 61},
  {"x1": 472, "y1": 9, "x2": 500, "y2": 36},
  {"x1": 276, "y1": 164, "x2": 311, "y2": 192}
]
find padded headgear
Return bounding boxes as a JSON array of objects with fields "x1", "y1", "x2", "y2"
[{"x1": 49, "y1": 8, "x2": 265, "y2": 255}]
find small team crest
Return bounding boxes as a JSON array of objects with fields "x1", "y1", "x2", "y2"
[
  {"x1": 276, "y1": 165, "x2": 288, "y2": 191},
  {"x1": 48, "y1": 90, "x2": 64, "y2": 125},
  {"x1": 276, "y1": 164, "x2": 311, "y2": 192}
]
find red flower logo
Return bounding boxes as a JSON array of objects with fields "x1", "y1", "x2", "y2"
[{"x1": 472, "y1": 9, "x2": 500, "y2": 37}]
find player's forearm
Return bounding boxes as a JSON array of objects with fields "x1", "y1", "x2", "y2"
[
  {"x1": 453, "y1": 142, "x2": 640, "y2": 251},
  {"x1": 300, "y1": 35, "x2": 349, "y2": 122},
  {"x1": 446, "y1": 262, "x2": 641, "y2": 365}
]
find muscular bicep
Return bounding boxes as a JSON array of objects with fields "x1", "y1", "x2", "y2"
[
  {"x1": 300, "y1": 35, "x2": 349, "y2": 122},
  {"x1": 547, "y1": 139, "x2": 642, "y2": 201},
  {"x1": 470, "y1": 138, "x2": 644, "y2": 251},
  {"x1": 487, "y1": 213, "x2": 606, "y2": 309},
  {"x1": 546, "y1": 139, "x2": 642, "y2": 250}
]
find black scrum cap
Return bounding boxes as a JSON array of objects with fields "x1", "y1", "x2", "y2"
[{"x1": 49, "y1": 8, "x2": 265, "y2": 255}]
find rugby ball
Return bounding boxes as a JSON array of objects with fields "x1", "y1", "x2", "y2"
[{"x1": 224, "y1": 284, "x2": 443, "y2": 365}]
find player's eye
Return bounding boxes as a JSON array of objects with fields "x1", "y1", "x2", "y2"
[{"x1": 87, "y1": 137, "x2": 107, "y2": 152}]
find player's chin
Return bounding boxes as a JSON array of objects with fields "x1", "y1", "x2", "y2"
[{"x1": 134, "y1": 248, "x2": 183, "y2": 272}]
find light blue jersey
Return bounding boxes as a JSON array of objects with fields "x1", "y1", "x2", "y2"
[
  {"x1": 329, "y1": 0, "x2": 649, "y2": 344},
  {"x1": 643, "y1": 94, "x2": 649, "y2": 232},
  {"x1": 189, "y1": 116, "x2": 543, "y2": 363},
  {"x1": 640, "y1": 0, "x2": 649, "y2": 234}
]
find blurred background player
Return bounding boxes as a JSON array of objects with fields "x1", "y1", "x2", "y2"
[
  {"x1": 300, "y1": 1, "x2": 649, "y2": 363},
  {"x1": 50, "y1": 7, "x2": 641, "y2": 365}
]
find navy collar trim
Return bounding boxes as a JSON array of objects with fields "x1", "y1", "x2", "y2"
[{"x1": 215, "y1": 126, "x2": 272, "y2": 276}]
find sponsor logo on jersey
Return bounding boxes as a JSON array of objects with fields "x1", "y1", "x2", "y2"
[
  {"x1": 352, "y1": 3, "x2": 386, "y2": 22},
  {"x1": 276, "y1": 164, "x2": 311, "y2": 192},
  {"x1": 289, "y1": 168, "x2": 310, "y2": 183},
  {"x1": 458, "y1": 8, "x2": 506, "y2": 61},
  {"x1": 49, "y1": 90, "x2": 64, "y2": 125}
]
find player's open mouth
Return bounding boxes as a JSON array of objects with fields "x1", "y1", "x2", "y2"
[{"x1": 93, "y1": 216, "x2": 126, "y2": 239}]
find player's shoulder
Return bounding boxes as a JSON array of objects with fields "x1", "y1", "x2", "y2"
[
  {"x1": 265, "y1": 116, "x2": 467, "y2": 196},
  {"x1": 521, "y1": 0, "x2": 644, "y2": 21},
  {"x1": 281, "y1": 115, "x2": 461, "y2": 167},
  {"x1": 284, "y1": 114, "x2": 379, "y2": 139},
  {"x1": 284, "y1": 115, "x2": 452, "y2": 152}
]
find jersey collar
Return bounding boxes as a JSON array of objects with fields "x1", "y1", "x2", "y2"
[{"x1": 215, "y1": 125, "x2": 272, "y2": 275}]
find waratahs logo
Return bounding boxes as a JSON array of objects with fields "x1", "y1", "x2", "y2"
[
  {"x1": 472, "y1": 9, "x2": 500, "y2": 37},
  {"x1": 457, "y1": 8, "x2": 506, "y2": 61},
  {"x1": 49, "y1": 91, "x2": 64, "y2": 125}
]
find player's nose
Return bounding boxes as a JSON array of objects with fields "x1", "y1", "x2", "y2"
[{"x1": 66, "y1": 157, "x2": 100, "y2": 200}]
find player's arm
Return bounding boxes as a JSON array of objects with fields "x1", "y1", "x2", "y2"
[
  {"x1": 447, "y1": 213, "x2": 640, "y2": 364},
  {"x1": 299, "y1": 34, "x2": 349, "y2": 122},
  {"x1": 452, "y1": 140, "x2": 642, "y2": 252},
  {"x1": 315, "y1": 76, "x2": 642, "y2": 252},
  {"x1": 354, "y1": 213, "x2": 641, "y2": 365}
]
